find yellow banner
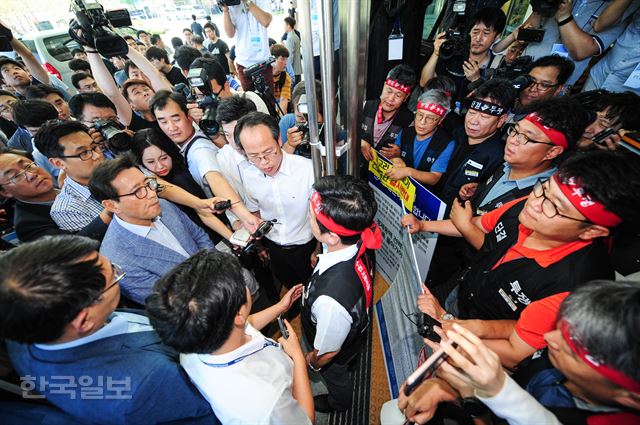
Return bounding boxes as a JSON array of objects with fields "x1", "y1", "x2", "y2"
[{"x1": 368, "y1": 150, "x2": 417, "y2": 211}]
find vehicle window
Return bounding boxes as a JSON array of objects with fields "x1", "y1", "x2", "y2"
[
  {"x1": 43, "y1": 34, "x2": 79, "y2": 62},
  {"x1": 21, "y1": 39, "x2": 38, "y2": 55}
]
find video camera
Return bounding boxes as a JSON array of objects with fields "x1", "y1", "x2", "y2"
[
  {"x1": 93, "y1": 119, "x2": 131, "y2": 153},
  {"x1": 530, "y1": 0, "x2": 563, "y2": 17},
  {"x1": 185, "y1": 69, "x2": 220, "y2": 137},
  {"x1": 438, "y1": 0, "x2": 468, "y2": 78},
  {"x1": 69, "y1": 0, "x2": 131, "y2": 58},
  {"x1": 218, "y1": 0, "x2": 242, "y2": 6}
]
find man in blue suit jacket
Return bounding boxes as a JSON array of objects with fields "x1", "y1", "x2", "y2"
[
  {"x1": 89, "y1": 154, "x2": 214, "y2": 304},
  {"x1": 0, "y1": 235, "x2": 218, "y2": 424}
]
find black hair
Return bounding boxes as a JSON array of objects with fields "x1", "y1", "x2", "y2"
[
  {"x1": 121, "y1": 79, "x2": 152, "y2": 102},
  {"x1": 556, "y1": 150, "x2": 640, "y2": 226},
  {"x1": 137, "y1": 30, "x2": 149, "y2": 38},
  {"x1": 234, "y1": 112, "x2": 280, "y2": 153},
  {"x1": 190, "y1": 57, "x2": 226, "y2": 87},
  {"x1": 192, "y1": 14, "x2": 197, "y2": 20},
  {"x1": 34, "y1": 119, "x2": 90, "y2": 159},
  {"x1": 386, "y1": 64, "x2": 417, "y2": 90},
  {"x1": 71, "y1": 72, "x2": 93, "y2": 90},
  {"x1": 183, "y1": 28, "x2": 193, "y2": 34},
  {"x1": 145, "y1": 46, "x2": 170, "y2": 64},
  {"x1": 146, "y1": 250, "x2": 249, "y2": 354},
  {"x1": 68, "y1": 92, "x2": 117, "y2": 120},
  {"x1": 469, "y1": 7, "x2": 506, "y2": 34},
  {"x1": 284, "y1": 17, "x2": 296, "y2": 28},
  {"x1": 150, "y1": 89, "x2": 189, "y2": 116},
  {"x1": 23, "y1": 84, "x2": 66, "y2": 101},
  {"x1": 12, "y1": 100, "x2": 58, "y2": 128},
  {"x1": 150, "y1": 34, "x2": 161, "y2": 45},
  {"x1": 270, "y1": 43, "x2": 290, "y2": 58},
  {"x1": 291, "y1": 79, "x2": 323, "y2": 114},
  {"x1": 203, "y1": 22, "x2": 217, "y2": 33},
  {"x1": 0, "y1": 89, "x2": 16, "y2": 99},
  {"x1": 473, "y1": 78, "x2": 517, "y2": 111},
  {"x1": 89, "y1": 153, "x2": 138, "y2": 202},
  {"x1": 530, "y1": 55, "x2": 575, "y2": 85},
  {"x1": 0, "y1": 58, "x2": 25, "y2": 72},
  {"x1": 424, "y1": 75, "x2": 457, "y2": 95},
  {"x1": 68, "y1": 58, "x2": 92, "y2": 73},
  {"x1": 174, "y1": 45, "x2": 202, "y2": 72},
  {"x1": 559, "y1": 280, "x2": 640, "y2": 383},
  {"x1": 124, "y1": 60, "x2": 139, "y2": 77},
  {"x1": 312, "y1": 175, "x2": 378, "y2": 245},
  {"x1": 216, "y1": 95, "x2": 257, "y2": 124},
  {"x1": 71, "y1": 48, "x2": 85, "y2": 56},
  {"x1": 171, "y1": 37, "x2": 184, "y2": 49},
  {"x1": 131, "y1": 127, "x2": 188, "y2": 178},
  {"x1": 523, "y1": 96, "x2": 589, "y2": 149},
  {"x1": 192, "y1": 35, "x2": 204, "y2": 46},
  {"x1": 0, "y1": 235, "x2": 104, "y2": 344},
  {"x1": 599, "y1": 91, "x2": 640, "y2": 131},
  {"x1": 205, "y1": 15, "x2": 211, "y2": 21},
  {"x1": 123, "y1": 35, "x2": 135, "y2": 42}
]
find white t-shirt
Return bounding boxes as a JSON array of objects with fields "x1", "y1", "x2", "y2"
[
  {"x1": 179, "y1": 130, "x2": 221, "y2": 197},
  {"x1": 229, "y1": 0, "x2": 272, "y2": 68},
  {"x1": 181, "y1": 324, "x2": 311, "y2": 425}
]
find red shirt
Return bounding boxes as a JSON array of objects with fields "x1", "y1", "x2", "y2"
[{"x1": 515, "y1": 292, "x2": 569, "y2": 349}]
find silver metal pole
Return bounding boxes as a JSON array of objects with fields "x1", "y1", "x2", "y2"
[
  {"x1": 298, "y1": 0, "x2": 323, "y2": 181},
  {"x1": 317, "y1": 0, "x2": 337, "y2": 175},
  {"x1": 345, "y1": 0, "x2": 371, "y2": 176}
]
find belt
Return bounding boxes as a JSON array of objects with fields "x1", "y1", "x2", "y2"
[{"x1": 264, "y1": 237, "x2": 314, "y2": 250}]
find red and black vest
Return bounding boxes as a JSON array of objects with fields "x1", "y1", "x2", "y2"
[
  {"x1": 457, "y1": 199, "x2": 614, "y2": 321},
  {"x1": 360, "y1": 100, "x2": 413, "y2": 151}
]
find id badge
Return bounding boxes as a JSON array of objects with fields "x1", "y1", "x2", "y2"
[
  {"x1": 250, "y1": 36, "x2": 261, "y2": 52},
  {"x1": 388, "y1": 34, "x2": 404, "y2": 61}
]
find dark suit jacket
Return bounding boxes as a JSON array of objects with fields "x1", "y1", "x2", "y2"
[
  {"x1": 5, "y1": 311, "x2": 218, "y2": 425},
  {"x1": 13, "y1": 200, "x2": 108, "y2": 243}
]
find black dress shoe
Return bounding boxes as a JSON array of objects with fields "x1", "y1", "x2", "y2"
[{"x1": 314, "y1": 394, "x2": 333, "y2": 413}]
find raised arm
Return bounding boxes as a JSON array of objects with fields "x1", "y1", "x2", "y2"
[
  {"x1": 555, "y1": 0, "x2": 600, "y2": 60},
  {"x1": 593, "y1": 0, "x2": 633, "y2": 32},
  {"x1": 85, "y1": 49, "x2": 133, "y2": 126},
  {"x1": 125, "y1": 46, "x2": 172, "y2": 92},
  {"x1": 247, "y1": 1, "x2": 272, "y2": 28},
  {"x1": 0, "y1": 19, "x2": 51, "y2": 85},
  {"x1": 222, "y1": 6, "x2": 236, "y2": 38}
]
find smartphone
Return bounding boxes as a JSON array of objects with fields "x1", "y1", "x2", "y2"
[
  {"x1": 517, "y1": 28, "x2": 545, "y2": 43},
  {"x1": 277, "y1": 316, "x2": 289, "y2": 339},
  {"x1": 404, "y1": 344, "x2": 457, "y2": 396},
  {"x1": 592, "y1": 127, "x2": 615, "y2": 145}
]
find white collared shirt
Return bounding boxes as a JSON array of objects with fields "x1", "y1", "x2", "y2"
[
  {"x1": 217, "y1": 144, "x2": 250, "y2": 203},
  {"x1": 115, "y1": 214, "x2": 189, "y2": 258},
  {"x1": 240, "y1": 151, "x2": 314, "y2": 246},
  {"x1": 309, "y1": 244, "x2": 358, "y2": 355}
]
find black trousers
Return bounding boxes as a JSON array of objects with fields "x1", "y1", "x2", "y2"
[{"x1": 263, "y1": 238, "x2": 317, "y2": 289}]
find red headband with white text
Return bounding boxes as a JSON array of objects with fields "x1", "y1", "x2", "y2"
[
  {"x1": 552, "y1": 174, "x2": 622, "y2": 227},
  {"x1": 524, "y1": 113, "x2": 569, "y2": 149},
  {"x1": 417, "y1": 101, "x2": 446, "y2": 117},
  {"x1": 385, "y1": 78, "x2": 411, "y2": 94},
  {"x1": 562, "y1": 321, "x2": 640, "y2": 393}
]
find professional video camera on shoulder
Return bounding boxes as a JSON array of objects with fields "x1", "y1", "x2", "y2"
[
  {"x1": 69, "y1": 0, "x2": 131, "y2": 57},
  {"x1": 438, "y1": 0, "x2": 469, "y2": 78},
  {"x1": 186, "y1": 67, "x2": 220, "y2": 138}
]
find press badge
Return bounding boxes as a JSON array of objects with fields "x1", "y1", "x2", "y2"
[
  {"x1": 388, "y1": 34, "x2": 404, "y2": 61},
  {"x1": 250, "y1": 36, "x2": 261, "y2": 52}
]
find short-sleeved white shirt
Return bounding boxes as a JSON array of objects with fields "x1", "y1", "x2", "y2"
[
  {"x1": 181, "y1": 324, "x2": 311, "y2": 425},
  {"x1": 179, "y1": 129, "x2": 221, "y2": 197},
  {"x1": 240, "y1": 151, "x2": 315, "y2": 246},
  {"x1": 229, "y1": 0, "x2": 272, "y2": 67}
]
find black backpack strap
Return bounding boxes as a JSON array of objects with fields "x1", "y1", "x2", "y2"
[{"x1": 182, "y1": 134, "x2": 211, "y2": 164}]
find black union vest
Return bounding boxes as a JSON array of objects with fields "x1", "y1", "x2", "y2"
[
  {"x1": 457, "y1": 199, "x2": 614, "y2": 321},
  {"x1": 470, "y1": 164, "x2": 534, "y2": 215},
  {"x1": 360, "y1": 100, "x2": 413, "y2": 150},
  {"x1": 400, "y1": 126, "x2": 453, "y2": 172},
  {"x1": 301, "y1": 254, "x2": 370, "y2": 364}
]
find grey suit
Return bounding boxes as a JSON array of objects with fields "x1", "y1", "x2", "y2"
[{"x1": 100, "y1": 199, "x2": 213, "y2": 304}]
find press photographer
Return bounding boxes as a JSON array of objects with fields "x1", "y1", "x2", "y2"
[{"x1": 420, "y1": 7, "x2": 506, "y2": 101}]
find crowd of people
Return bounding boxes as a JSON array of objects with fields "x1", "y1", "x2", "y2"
[{"x1": 0, "y1": 0, "x2": 639, "y2": 423}]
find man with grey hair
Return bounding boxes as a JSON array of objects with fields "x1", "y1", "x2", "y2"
[{"x1": 385, "y1": 89, "x2": 456, "y2": 187}]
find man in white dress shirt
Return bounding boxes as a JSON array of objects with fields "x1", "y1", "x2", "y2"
[{"x1": 235, "y1": 112, "x2": 318, "y2": 299}]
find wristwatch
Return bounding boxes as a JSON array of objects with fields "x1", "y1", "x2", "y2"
[
  {"x1": 441, "y1": 313, "x2": 455, "y2": 321},
  {"x1": 461, "y1": 397, "x2": 489, "y2": 418}
]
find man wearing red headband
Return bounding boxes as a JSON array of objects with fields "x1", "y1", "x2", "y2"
[
  {"x1": 301, "y1": 175, "x2": 381, "y2": 413},
  {"x1": 360, "y1": 65, "x2": 416, "y2": 175},
  {"x1": 385, "y1": 90, "x2": 456, "y2": 187},
  {"x1": 406, "y1": 151, "x2": 640, "y2": 359}
]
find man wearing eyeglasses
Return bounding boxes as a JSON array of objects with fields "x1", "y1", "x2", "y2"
[
  {"x1": 402, "y1": 151, "x2": 639, "y2": 366},
  {"x1": 236, "y1": 112, "x2": 317, "y2": 310},
  {"x1": 89, "y1": 154, "x2": 214, "y2": 305},
  {"x1": 0, "y1": 148, "x2": 108, "y2": 242},
  {"x1": 516, "y1": 55, "x2": 575, "y2": 110},
  {"x1": 0, "y1": 235, "x2": 218, "y2": 424}
]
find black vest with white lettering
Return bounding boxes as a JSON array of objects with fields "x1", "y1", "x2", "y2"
[
  {"x1": 399, "y1": 126, "x2": 453, "y2": 173},
  {"x1": 301, "y1": 254, "x2": 369, "y2": 363},
  {"x1": 470, "y1": 164, "x2": 533, "y2": 215},
  {"x1": 361, "y1": 100, "x2": 413, "y2": 150},
  {"x1": 457, "y1": 199, "x2": 614, "y2": 321}
]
